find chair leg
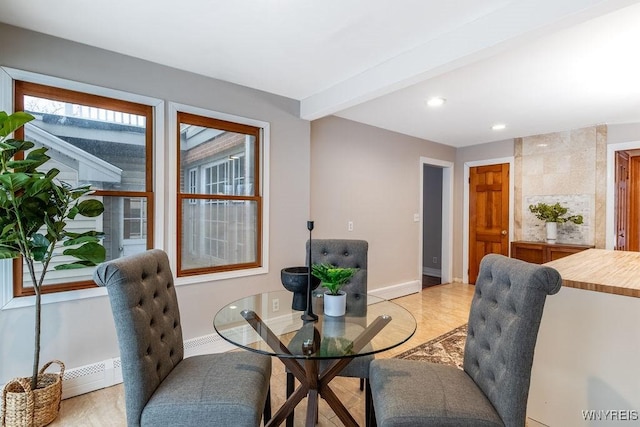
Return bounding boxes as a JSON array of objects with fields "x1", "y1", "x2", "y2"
[
  {"x1": 365, "y1": 379, "x2": 376, "y2": 427},
  {"x1": 263, "y1": 385, "x2": 272, "y2": 422},
  {"x1": 286, "y1": 372, "x2": 295, "y2": 427}
]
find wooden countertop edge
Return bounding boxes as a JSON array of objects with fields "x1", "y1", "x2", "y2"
[
  {"x1": 561, "y1": 279, "x2": 640, "y2": 298},
  {"x1": 544, "y1": 249, "x2": 640, "y2": 299}
]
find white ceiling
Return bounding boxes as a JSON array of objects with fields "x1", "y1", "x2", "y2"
[{"x1": 2, "y1": 0, "x2": 640, "y2": 147}]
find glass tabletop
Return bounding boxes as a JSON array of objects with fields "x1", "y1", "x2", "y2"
[{"x1": 213, "y1": 289, "x2": 417, "y2": 360}]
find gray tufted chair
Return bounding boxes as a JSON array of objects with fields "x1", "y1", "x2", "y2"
[
  {"x1": 94, "y1": 249, "x2": 272, "y2": 427},
  {"x1": 368, "y1": 254, "x2": 562, "y2": 427},
  {"x1": 286, "y1": 239, "x2": 371, "y2": 426}
]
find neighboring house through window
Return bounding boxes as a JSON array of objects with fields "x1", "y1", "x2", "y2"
[
  {"x1": 177, "y1": 111, "x2": 262, "y2": 276},
  {"x1": 11, "y1": 80, "x2": 154, "y2": 296}
]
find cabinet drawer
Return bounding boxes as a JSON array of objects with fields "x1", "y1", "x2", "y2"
[{"x1": 511, "y1": 241, "x2": 593, "y2": 264}]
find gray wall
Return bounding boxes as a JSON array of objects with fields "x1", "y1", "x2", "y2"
[
  {"x1": 607, "y1": 123, "x2": 640, "y2": 144},
  {"x1": 0, "y1": 23, "x2": 311, "y2": 384},
  {"x1": 310, "y1": 116, "x2": 456, "y2": 290}
]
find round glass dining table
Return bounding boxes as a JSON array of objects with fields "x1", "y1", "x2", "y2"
[{"x1": 213, "y1": 289, "x2": 417, "y2": 427}]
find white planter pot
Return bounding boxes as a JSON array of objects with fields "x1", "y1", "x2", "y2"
[
  {"x1": 323, "y1": 291, "x2": 347, "y2": 317},
  {"x1": 546, "y1": 222, "x2": 558, "y2": 243}
]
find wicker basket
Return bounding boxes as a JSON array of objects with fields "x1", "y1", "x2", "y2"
[{"x1": 1, "y1": 361, "x2": 64, "y2": 427}]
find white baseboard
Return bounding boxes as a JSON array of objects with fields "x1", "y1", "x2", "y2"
[{"x1": 368, "y1": 280, "x2": 421, "y2": 300}]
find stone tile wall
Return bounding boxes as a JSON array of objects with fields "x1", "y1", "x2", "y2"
[{"x1": 515, "y1": 125, "x2": 607, "y2": 246}]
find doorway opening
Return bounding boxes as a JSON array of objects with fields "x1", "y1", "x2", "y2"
[
  {"x1": 608, "y1": 141, "x2": 640, "y2": 250},
  {"x1": 422, "y1": 165, "x2": 442, "y2": 287},
  {"x1": 419, "y1": 157, "x2": 453, "y2": 286}
]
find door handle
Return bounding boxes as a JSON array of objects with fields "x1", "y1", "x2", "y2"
[{"x1": 501, "y1": 230, "x2": 508, "y2": 236}]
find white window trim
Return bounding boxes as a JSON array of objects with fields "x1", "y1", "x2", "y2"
[
  {"x1": 169, "y1": 102, "x2": 270, "y2": 285},
  {"x1": 0, "y1": 67, "x2": 164, "y2": 310}
]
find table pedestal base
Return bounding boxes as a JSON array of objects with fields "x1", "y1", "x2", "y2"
[{"x1": 241, "y1": 310, "x2": 390, "y2": 427}]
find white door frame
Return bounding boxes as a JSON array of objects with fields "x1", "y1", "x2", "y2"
[
  {"x1": 463, "y1": 157, "x2": 514, "y2": 284},
  {"x1": 419, "y1": 157, "x2": 454, "y2": 284},
  {"x1": 606, "y1": 140, "x2": 640, "y2": 249}
]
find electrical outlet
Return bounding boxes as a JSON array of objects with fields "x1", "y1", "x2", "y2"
[
  {"x1": 272, "y1": 298, "x2": 279, "y2": 312},
  {"x1": 348, "y1": 221, "x2": 354, "y2": 232},
  {"x1": 432, "y1": 257, "x2": 438, "y2": 264}
]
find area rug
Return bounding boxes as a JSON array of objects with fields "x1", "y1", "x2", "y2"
[{"x1": 395, "y1": 323, "x2": 467, "y2": 369}]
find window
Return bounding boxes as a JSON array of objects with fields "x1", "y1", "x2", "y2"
[
  {"x1": 177, "y1": 112, "x2": 261, "y2": 276},
  {"x1": 12, "y1": 81, "x2": 154, "y2": 296}
]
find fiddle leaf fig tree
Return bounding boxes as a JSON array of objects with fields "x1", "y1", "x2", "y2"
[{"x1": 0, "y1": 111, "x2": 106, "y2": 390}]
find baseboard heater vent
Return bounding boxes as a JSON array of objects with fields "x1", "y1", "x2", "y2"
[
  {"x1": 56, "y1": 332, "x2": 231, "y2": 400},
  {"x1": 61, "y1": 358, "x2": 121, "y2": 400}
]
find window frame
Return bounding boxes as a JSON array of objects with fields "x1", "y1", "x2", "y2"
[
  {"x1": 176, "y1": 111, "x2": 263, "y2": 277},
  {"x1": 11, "y1": 81, "x2": 155, "y2": 297},
  {"x1": 0, "y1": 67, "x2": 164, "y2": 309}
]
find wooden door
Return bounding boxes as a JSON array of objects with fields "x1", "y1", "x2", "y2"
[
  {"x1": 469, "y1": 163, "x2": 510, "y2": 284},
  {"x1": 629, "y1": 156, "x2": 640, "y2": 251},
  {"x1": 614, "y1": 151, "x2": 629, "y2": 250}
]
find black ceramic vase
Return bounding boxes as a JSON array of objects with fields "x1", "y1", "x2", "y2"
[{"x1": 281, "y1": 266, "x2": 321, "y2": 311}]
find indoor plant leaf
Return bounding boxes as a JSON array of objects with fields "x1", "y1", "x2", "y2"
[
  {"x1": 0, "y1": 172, "x2": 31, "y2": 193},
  {"x1": 0, "y1": 111, "x2": 34, "y2": 138},
  {"x1": 55, "y1": 260, "x2": 98, "y2": 270},
  {"x1": 62, "y1": 241, "x2": 106, "y2": 265},
  {"x1": 70, "y1": 199, "x2": 104, "y2": 219},
  {"x1": 63, "y1": 235, "x2": 102, "y2": 246},
  {"x1": 528, "y1": 202, "x2": 583, "y2": 225},
  {"x1": 311, "y1": 263, "x2": 358, "y2": 295}
]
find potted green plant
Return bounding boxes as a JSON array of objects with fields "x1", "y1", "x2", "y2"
[
  {"x1": 0, "y1": 111, "x2": 105, "y2": 426},
  {"x1": 311, "y1": 263, "x2": 358, "y2": 316},
  {"x1": 528, "y1": 202, "x2": 583, "y2": 243}
]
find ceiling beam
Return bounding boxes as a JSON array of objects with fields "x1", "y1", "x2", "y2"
[{"x1": 300, "y1": 0, "x2": 637, "y2": 121}]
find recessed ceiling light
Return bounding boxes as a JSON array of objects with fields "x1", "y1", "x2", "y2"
[
  {"x1": 491, "y1": 123, "x2": 506, "y2": 131},
  {"x1": 426, "y1": 97, "x2": 446, "y2": 107}
]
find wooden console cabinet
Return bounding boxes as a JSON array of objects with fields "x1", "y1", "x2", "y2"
[{"x1": 510, "y1": 241, "x2": 593, "y2": 264}]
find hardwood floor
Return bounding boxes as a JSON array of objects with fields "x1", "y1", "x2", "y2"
[{"x1": 50, "y1": 283, "x2": 475, "y2": 427}]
